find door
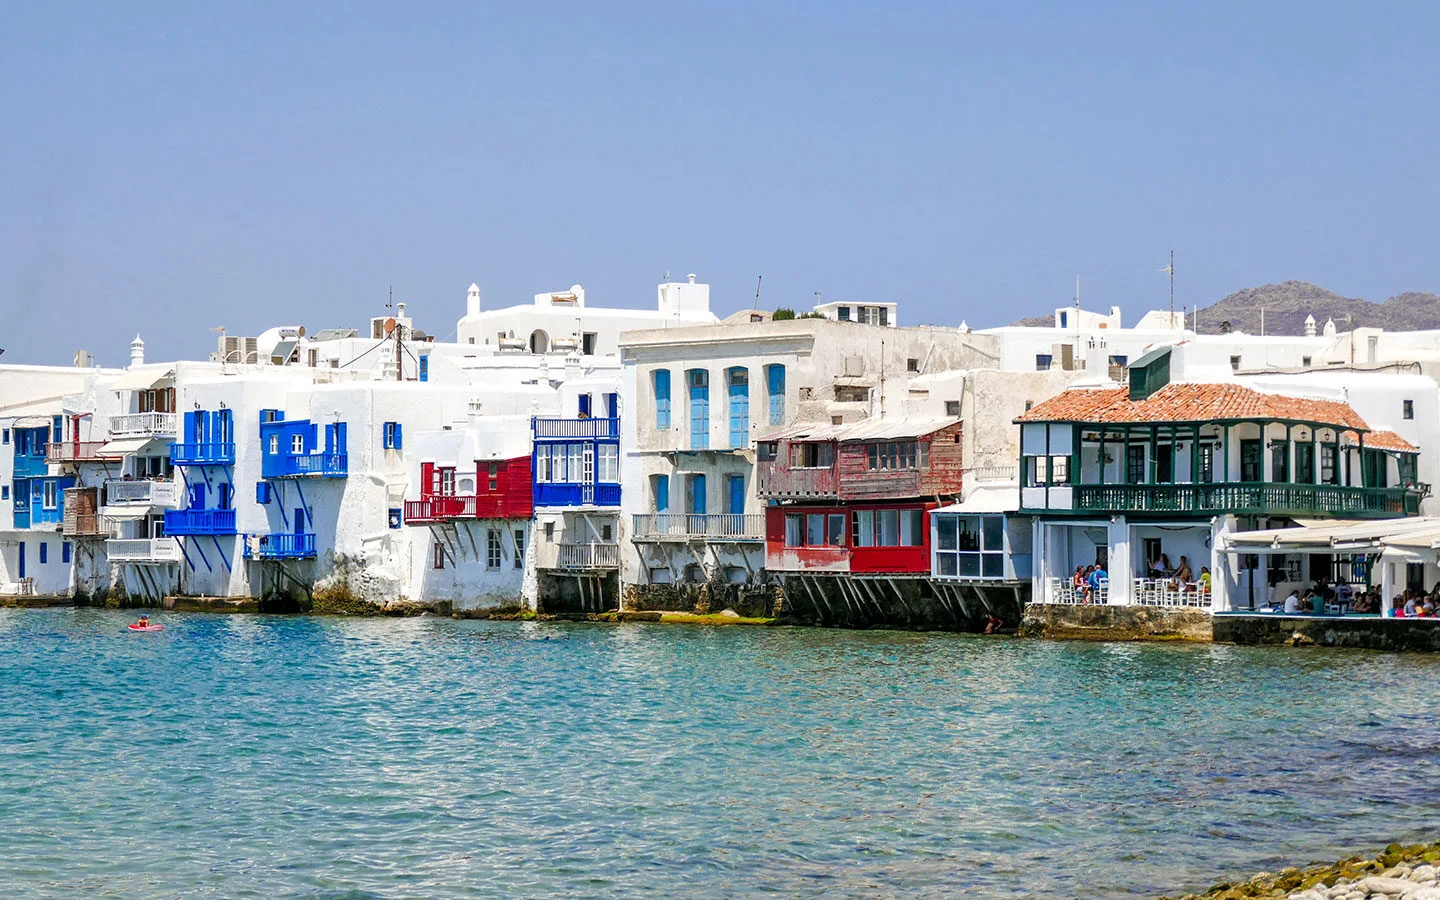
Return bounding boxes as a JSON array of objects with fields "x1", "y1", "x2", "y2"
[
  {"x1": 726, "y1": 474, "x2": 745, "y2": 515},
  {"x1": 189, "y1": 483, "x2": 207, "y2": 509},
  {"x1": 1155, "y1": 444, "x2": 1174, "y2": 483},
  {"x1": 294, "y1": 508, "x2": 306, "y2": 534},
  {"x1": 688, "y1": 370, "x2": 709, "y2": 450},
  {"x1": 688, "y1": 474, "x2": 707, "y2": 515},
  {"x1": 1240, "y1": 440, "x2": 1262, "y2": 482},
  {"x1": 577, "y1": 394, "x2": 592, "y2": 418},
  {"x1": 582, "y1": 445, "x2": 595, "y2": 504},
  {"x1": 17, "y1": 542, "x2": 24, "y2": 580}
]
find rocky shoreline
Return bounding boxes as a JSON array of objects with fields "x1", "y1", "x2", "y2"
[{"x1": 1163, "y1": 842, "x2": 1440, "y2": 900}]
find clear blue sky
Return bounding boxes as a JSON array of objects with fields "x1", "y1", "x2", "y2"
[{"x1": 4, "y1": 2, "x2": 1439, "y2": 365}]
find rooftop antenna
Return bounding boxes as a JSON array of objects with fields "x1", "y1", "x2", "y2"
[
  {"x1": 1161, "y1": 250, "x2": 1175, "y2": 322},
  {"x1": 1073, "y1": 275, "x2": 1080, "y2": 343},
  {"x1": 752, "y1": 274, "x2": 763, "y2": 310}
]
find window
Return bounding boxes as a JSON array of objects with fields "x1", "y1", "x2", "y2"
[
  {"x1": 866, "y1": 441, "x2": 918, "y2": 471},
  {"x1": 1301, "y1": 356, "x2": 1312, "y2": 367},
  {"x1": 439, "y1": 468, "x2": 456, "y2": 496},
  {"x1": 1049, "y1": 456, "x2": 1070, "y2": 484},
  {"x1": 1296, "y1": 443, "x2": 1315, "y2": 484},
  {"x1": 688, "y1": 369, "x2": 710, "y2": 450},
  {"x1": 789, "y1": 442, "x2": 834, "y2": 468},
  {"x1": 837, "y1": 306, "x2": 851, "y2": 321},
  {"x1": 418, "y1": 355, "x2": 429, "y2": 382},
  {"x1": 1198, "y1": 444, "x2": 1216, "y2": 483},
  {"x1": 217, "y1": 483, "x2": 233, "y2": 510},
  {"x1": 433, "y1": 542, "x2": 446, "y2": 570},
  {"x1": 1230, "y1": 355, "x2": 1241, "y2": 372},
  {"x1": 765, "y1": 364, "x2": 786, "y2": 427},
  {"x1": 1058, "y1": 311, "x2": 1068, "y2": 328},
  {"x1": 1403, "y1": 400, "x2": 1414, "y2": 420},
  {"x1": 514, "y1": 529, "x2": 525, "y2": 568},
  {"x1": 601, "y1": 523, "x2": 612, "y2": 542},
  {"x1": 1320, "y1": 443, "x2": 1338, "y2": 485},
  {"x1": 1, "y1": 487, "x2": 7, "y2": 500},
  {"x1": 268, "y1": 435, "x2": 279, "y2": 455},
  {"x1": 544, "y1": 521, "x2": 554, "y2": 540},
  {"x1": 598, "y1": 444, "x2": 619, "y2": 482},
  {"x1": 1125, "y1": 445, "x2": 1146, "y2": 484},
  {"x1": 1035, "y1": 354, "x2": 1053, "y2": 371},
  {"x1": 1241, "y1": 440, "x2": 1262, "y2": 482},
  {"x1": 785, "y1": 513, "x2": 803, "y2": 546},
  {"x1": 879, "y1": 307, "x2": 889, "y2": 326},
  {"x1": 806, "y1": 513, "x2": 825, "y2": 546},
  {"x1": 534, "y1": 445, "x2": 551, "y2": 483},
  {"x1": 256, "y1": 482, "x2": 272, "y2": 504},
  {"x1": 43, "y1": 481, "x2": 57, "y2": 510},
  {"x1": 39, "y1": 542, "x2": 48, "y2": 564},
  {"x1": 654, "y1": 370, "x2": 672, "y2": 429},
  {"x1": 1108, "y1": 355, "x2": 1128, "y2": 366},
  {"x1": 486, "y1": 529, "x2": 501, "y2": 570},
  {"x1": 906, "y1": 358, "x2": 919, "y2": 373},
  {"x1": 934, "y1": 514, "x2": 1006, "y2": 579},
  {"x1": 654, "y1": 474, "x2": 669, "y2": 512},
  {"x1": 852, "y1": 508, "x2": 924, "y2": 546},
  {"x1": 727, "y1": 367, "x2": 750, "y2": 449},
  {"x1": 756, "y1": 442, "x2": 777, "y2": 462},
  {"x1": 582, "y1": 332, "x2": 597, "y2": 355},
  {"x1": 62, "y1": 542, "x2": 71, "y2": 564},
  {"x1": 383, "y1": 422, "x2": 402, "y2": 450},
  {"x1": 578, "y1": 394, "x2": 592, "y2": 418},
  {"x1": 827, "y1": 514, "x2": 845, "y2": 546},
  {"x1": 487, "y1": 462, "x2": 498, "y2": 492},
  {"x1": 290, "y1": 434, "x2": 305, "y2": 454},
  {"x1": 2, "y1": 428, "x2": 8, "y2": 444},
  {"x1": 945, "y1": 400, "x2": 960, "y2": 417},
  {"x1": 1270, "y1": 440, "x2": 1290, "y2": 482}
]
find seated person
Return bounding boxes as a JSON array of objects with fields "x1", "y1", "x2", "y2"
[
  {"x1": 1404, "y1": 595, "x2": 1420, "y2": 617},
  {"x1": 1307, "y1": 590, "x2": 1325, "y2": 614},
  {"x1": 1173, "y1": 556, "x2": 1194, "y2": 590},
  {"x1": 1282, "y1": 590, "x2": 1302, "y2": 614},
  {"x1": 1198, "y1": 567, "x2": 1212, "y2": 593}
]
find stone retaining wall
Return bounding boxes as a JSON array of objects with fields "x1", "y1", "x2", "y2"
[
  {"x1": 622, "y1": 583, "x2": 779, "y2": 619},
  {"x1": 781, "y1": 576, "x2": 1027, "y2": 631},
  {"x1": 1019, "y1": 603, "x2": 1214, "y2": 642},
  {"x1": 1214, "y1": 614, "x2": 1440, "y2": 652}
]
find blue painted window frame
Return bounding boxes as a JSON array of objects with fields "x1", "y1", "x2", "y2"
[
  {"x1": 383, "y1": 422, "x2": 402, "y2": 450},
  {"x1": 654, "y1": 370, "x2": 671, "y2": 430},
  {"x1": 688, "y1": 369, "x2": 709, "y2": 450},
  {"x1": 727, "y1": 367, "x2": 749, "y2": 449},
  {"x1": 766, "y1": 364, "x2": 786, "y2": 426}
]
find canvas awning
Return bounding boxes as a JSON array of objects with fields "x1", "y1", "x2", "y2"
[
  {"x1": 933, "y1": 487, "x2": 1017, "y2": 515},
  {"x1": 99, "y1": 436, "x2": 167, "y2": 456},
  {"x1": 109, "y1": 368, "x2": 175, "y2": 391},
  {"x1": 1221, "y1": 517, "x2": 1440, "y2": 554},
  {"x1": 101, "y1": 506, "x2": 151, "y2": 520}
]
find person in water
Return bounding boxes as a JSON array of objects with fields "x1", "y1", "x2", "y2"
[{"x1": 135, "y1": 614, "x2": 152, "y2": 628}]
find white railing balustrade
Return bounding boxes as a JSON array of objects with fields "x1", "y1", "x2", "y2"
[
  {"x1": 105, "y1": 479, "x2": 181, "y2": 507},
  {"x1": 631, "y1": 513, "x2": 765, "y2": 540},
  {"x1": 106, "y1": 537, "x2": 182, "y2": 563},
  {"x1": 109, "y1": 412, "x2": 179, "y2": 437},
  {"x1": 555, "y1": 543, "x2": 620, "y2": 570}
]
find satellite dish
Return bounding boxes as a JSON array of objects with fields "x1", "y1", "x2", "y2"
[
  {"x1": 384, "y1": 318, "x2": 397, "y2": 335},
  {"x1": 297, "y1": 325, "x2": 307, "y2": 338}
]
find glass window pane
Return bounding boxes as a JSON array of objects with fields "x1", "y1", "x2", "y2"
[
  {"x1": 982, "y1": 553, "x2": 1003, "y2": 578},
  {"x1": 854, "y1": 510, "x2": 874, "y2": 547},
  {"x1": 959, "y1": 553, "x2": 981, "y2": 577},
  {"x1": 982, "y1": 516, "x2": 1004, "y2": 551},
  {"x1": 900, "y1": 509, "x2": 923, "y2": 546},
  {"x1": 807, "y1": 513, "x2": 825, "y2": 546},
  {"x1": 879, "y1": 509, "x2": 900, "y2": 546},
  {"x1": 937, "y1": 517, "x2": 958, "y2": 550},
  {"x1": 785, "y1": 514, "x2": 802, "y2": 546},
  {"x1": 827, "y1": 514, "x2": 845, "y2": 546},
  {"x1": 938, "y1": 553, "x2": 957, "y2": 576}
]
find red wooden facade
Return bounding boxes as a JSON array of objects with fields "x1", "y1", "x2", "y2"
[
  {"x1": 405, "y1": 456, "x2": 533, "y2": 523},
  {"x1": 756, "y1": 421, "x2": 964, "y2": 502},
  {"x1": 764, "y1": 501, "x2": 938, "y2": 574}
]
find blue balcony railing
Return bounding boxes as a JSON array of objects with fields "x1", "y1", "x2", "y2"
[
  {"x1": 533, "y1": 482, "x2": 621, "y2": 508},
  {"x1": 243, "y1": 532, "x2": 317, "y2": 559},
  {"x1": 164, "y1": 508, "x2": 238, "y2": 535},
  {"x1": 170, "y1": 442, "x2": 237, "y2": 466},
  {"x1": 533, "y1": 417, "x2": 620, "y2": 440},
  {"x1": 262, "y1": 453, "x2": 348, "y2": 479}
]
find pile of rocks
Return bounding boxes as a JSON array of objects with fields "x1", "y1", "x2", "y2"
[{"x1": 1164, "y1": 843, "x2": 1440, "y2": 900}]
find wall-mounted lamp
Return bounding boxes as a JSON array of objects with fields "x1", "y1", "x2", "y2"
[
  {"x1": 194, "y1": 401, "x2": 201, "y2": 410},
  {"x1": 219, "y1": 401, "x2": 226, "y2": 410}
]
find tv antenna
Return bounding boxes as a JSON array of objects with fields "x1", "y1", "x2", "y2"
[{"x1": 752, "y1": 275, "x2": 763, "y2": 310}]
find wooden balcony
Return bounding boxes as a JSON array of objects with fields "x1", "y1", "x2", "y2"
[
  {"x1": 109, "y1": 412, "x2": 178, "y2": 437},
  {"x1": 631, "y1": 513, "x2": 765, "y2": 542},
  {"x1": 163, "y1": 509, "x2": 237, "y2": 535},
  {"x1": 533, "y1": 417, "x2": 620, "y2": 439},
  {"x1": 552, "y1": 542, "x2": 620, "y2": 570},
  {"x1": 62, "y1": 513, "x2": 112, "y2": 538},
  {"x1": 403, "y1": 495, "x2": 527, "y2": 523},
  {"x1": 756, "y1": 464, "x2": 838, "y2": 500},
  {"x1": 45, "y1": 442, "x2": 118, "y2": 464},
  {"x1": 262, "y1": 452, "x2": 348, "y2": 478},
  {"x1": 170, "y1": 442, "x2": 236, "y2": 466},
  {"x1": 243, "y1": 532, "x2": 317, "y2": 560},
  {"x1": 1070, "y1": 482, "x2": 1420, "y2": 518}
]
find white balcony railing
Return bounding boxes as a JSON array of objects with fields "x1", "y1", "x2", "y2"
[
  {"x1": 109, "y1": 412, "x2": 179, "y2": 437},
  {"x1": 105, "y1": 479, "x2": 181, "y2": 507},
  {"x1": 106, "y1": 537, "x2": 182, "y2": 563},
  {"x1": 555, "y1": 543, "x2": 621, "y2": 570},
  {"x1": 631, "y1": 513, "x2": 765, "y2": 541}
]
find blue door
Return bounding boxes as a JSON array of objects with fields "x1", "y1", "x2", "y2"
[
  {"x1": 294, "y1": 508, "x2": 306, "y2": 534},
  {"x1": 728, "y1": 368, "x2": 749, "y2": 449},
  {"x1": 578, "y1": 394, "x2": 592, "y2": 418},
  {"x1": 688, "y1": 370, "x2": 709, "y2": 449},
  {"x1": 17, "y1": 542, "x2": 25, "y2": 580},
  {"x1": 655, "y1": 475, "x2": 669, "y2": 513},
  {"x1": 727, "y1": 475, "x2": 745, "y2": 515},
  {"x1": 689, "y1": 474, "x2": 706, "y2": 515},
  {"x1": 767, "y1": 364, "x2": 786, "y2": 426},
  {"x1": 189, "y1": 483, "x2": 206, "y2": 509}
]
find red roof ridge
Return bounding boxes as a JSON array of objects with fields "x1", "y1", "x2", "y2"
[{"x1": 1016, "y1": 382, "x2": 1370, "y2": 431}]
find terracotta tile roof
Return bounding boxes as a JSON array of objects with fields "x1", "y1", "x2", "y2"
[
  {"x1": 1015, "y1": 384, "x2": 1370, "y2": 431},
  {"x1": 1364, "y1": 429, "x2": 1419, "y2": 453}
]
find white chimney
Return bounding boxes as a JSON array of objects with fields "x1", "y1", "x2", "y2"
[
  {"x1": 466, "y1": 283, "x2": 481, "y2": 318},
  {"x1": 687, "y1": 273, "x2": 696, "y2": 284},
  {"x1": 130, "y1": 334, "x2": 145, "y2": 368}
]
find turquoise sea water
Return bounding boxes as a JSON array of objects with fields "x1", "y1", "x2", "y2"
[{"x1": 2, "y1": 610, "x2": 1438, "y2": 898}]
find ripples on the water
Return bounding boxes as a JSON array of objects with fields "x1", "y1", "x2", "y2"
[{"x1": 0, "y1": 610, "x2": 1436, "y2": 899}]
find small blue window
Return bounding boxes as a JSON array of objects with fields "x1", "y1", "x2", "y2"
[
  {"x1": 1, "y1": 486, "x2": 7, "y2": 500},
  {"x1": 388, "y1": 508, "x2": 403, "y2": 529},
  {"x1": 256, "y1": 482, "x2": 272, "y2": 504},
  {"x1": 2, "y1": 428, "x2": 9, "y2": 444},
  {"x1": 418, "y1": 355, "x2": 429, "y2": 382},
  {"x1": 52, "y1": 416, "x2": 63, "y2": 444},
  {"x1": 577, "y1": 394, "x2": 592, "y2": 418},
  {"x1": 654, "y1": 370, "x2": 671, "y2": 430},
  {"x1": 383, "y1": 422, "x2": 402, "y2": 450},
  {"x1": 62, "y1": 542, "x2": 71, "y2": 563},
  {"x1": 39, "y1": 542, "x2": 47, "y2": 564}
]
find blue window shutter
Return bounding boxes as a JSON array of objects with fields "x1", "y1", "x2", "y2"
[
  {"x1": 578, "y1": 394, "x2": 591, "y2": 417},
  {"x1": 767, "y1": 365, "x2": 786, "y2": 426},
  {"x1": 336, "y1": 422, "x2": 347, "y2": 452},
  {"x1": 257, "y1": 482, "x2": 270, "y2": 504},
  {"x1": 52, "y1": 416, "x2": 62, "y2": 444},
  {"x1": 656, "y1": 475, "x2": 669, "y2": 512},
  {"x1": 690, "y1": 474, "x2": 706, "y2": 514},
  {"x1": 419, "y1": 355, "x2": 429, "y2": 382},
  {"x1": 606, "y1": 393, "x2": 618, "y2": 418},
  {"x1": 394, "y1": 423, "x2": 402, "y2": 449},
  {"x1": 39, "y1": 542, "x2": 47, "y2": 564},
  {"x1": 62, "y1": 542, "x2": 71, "y2": 564},
  {"x1": 654, "y1": 370, "x2": 671, "y2": 429}
]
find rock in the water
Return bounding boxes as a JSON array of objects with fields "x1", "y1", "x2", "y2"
[{"x1": 718, "y1": 608, "x2": 740, "y2": 618}]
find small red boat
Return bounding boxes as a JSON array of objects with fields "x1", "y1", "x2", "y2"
[{"x1": 127, "y1": 624, "x2": 165, "y2": 632}]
